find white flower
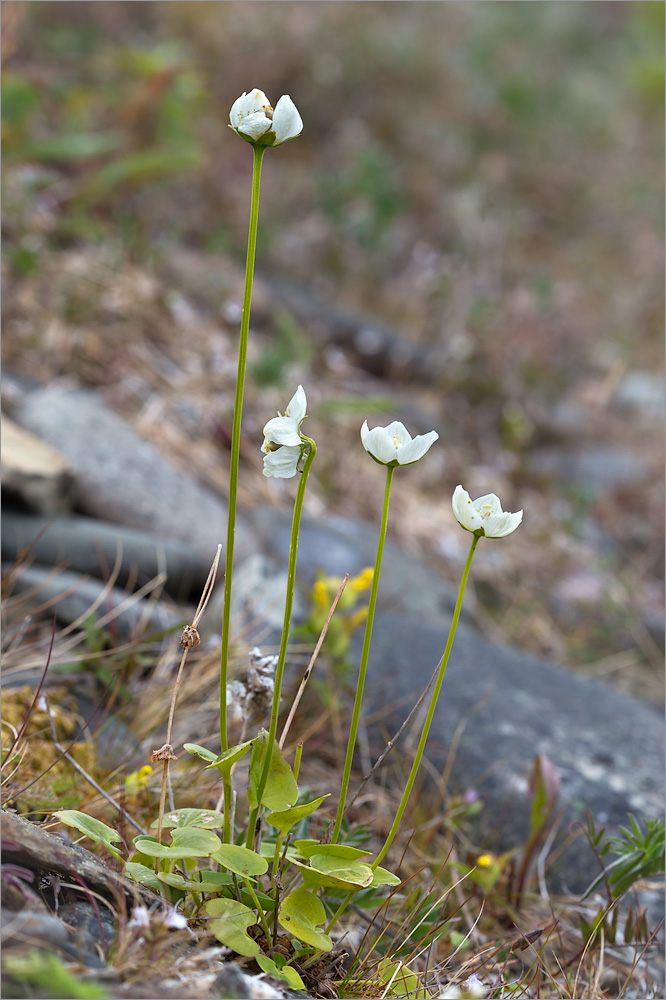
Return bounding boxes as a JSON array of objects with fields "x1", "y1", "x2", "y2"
[
  {"x1": 360, "y1": 420, "x2": 438, "y2": 467},
  {"x1": 162, "y1": 907, "x2": 188, "y2": 930},
  {"x1": 439, "y1": 974, "x2": 488, "y2": 999},
  {"x1": 229, "y1": 89, "x2": 303, "y2": 146},
  {"x1": 452, "y1": 485, "x2": 522, "y2": 538},
  {"x1": 262, "y1": 385, "x2": 308, "y2": 478},
  {"x1": 129, "y1": 905, "x2": 151, "y2": 929}
]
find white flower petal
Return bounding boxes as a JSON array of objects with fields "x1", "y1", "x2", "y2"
[
  {"x1": 396, "y1": 430, "x2": 439, "y2": 465},
  {"x1": 230, "y1": 89, "x2": 272, "y2": 126},
  {"x1": 262, "y1": 414, "x2": 302, "y2": 448},
  {"x1": 361, "y1": 419, "x2": 438, "y2": 467},
  {"x1": 361, "y1": 422, "x2": 399, "y2": 464},
  {"x1": 262, "y1": 444, "x2": 301, "y2": 478},
  {"x1": 285, "y1": 384, "x2": 307, "y2": 423},
  {"x1": 452, "y1": 485, "x2": 522, "y2": 538},
  {"x1": 271, "y1": 95, "x2": 303, "y2": 144},
  {"x1": 237, "y1": 111, "x2": 273, "y2": 141}
]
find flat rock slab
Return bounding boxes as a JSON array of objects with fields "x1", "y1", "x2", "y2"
[
  {"x1": 1, "y1": 810, "x2": 155, "y2": 907},
  {"x1": 355, "y1": 612, "x2": 665, "y2": 892},
  {"x1": 2, "y1": 512, "x2": 213, "y2": 602},
  {"x1": 14, "y1": 385, "x2": 251, "y2": 565},
  {"x1": 2, "y1": 416, "x2": 75, "y2": 513}
]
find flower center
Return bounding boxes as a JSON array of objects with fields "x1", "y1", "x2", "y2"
[
  {"x1": 392, "y1": 434, "x2": 403, "y2": 449},
  {"x1": 478, "y1": 503, "x2": 494, "y2": 519}
]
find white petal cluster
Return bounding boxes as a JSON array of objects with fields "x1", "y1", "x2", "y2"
[
  {"x1": 229, "y1": 89, "x2": 303, "y2": 146},
  {"x1": 360, "y1": 420, "x2": 438, "y2": 467},
  {"x1": 439, "y1": 974, "x2": 488, "y2": 999},
  {"x1": 262, "y1": 385, "x2": 308, "y2": 478},
  {"x1": 452, "y1": 485, "x2": 522, "y2": 538}
]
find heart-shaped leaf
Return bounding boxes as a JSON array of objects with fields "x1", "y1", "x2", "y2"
[
  {"x1": 278, "y1": 888, "x2": 332, "y2": 952},
  {"x1": 212, "y1": 844, "x2": 268, "y2": 878},
  {"x1": 151, "y1": 808, "x2": 225, "y2": 830},
  {"x1": 248, "y1": 731, "x2": 298, "y2": 811},
  {"x1": 256, "y1": 955, "x2": 305, "y2": 990},
  {"x1": 53, "y1": 810, "x2": 123, "y2": 860},
  {"x1": 289, "y1": 855, "x2": 374, "y2": 890},
  {"x1": 134, "y1": 827, "x2": 221, "y2": 860},
  {"x1": 202, "y1": 897, "x2": 259, "y2": 957},
  {"x1": 265, "y1": 794, "x2": 330, "y2": 835}
]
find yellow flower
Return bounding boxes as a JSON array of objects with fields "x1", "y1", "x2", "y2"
[{"x1": 351, "y1": 567, "x2": 374, "y2": 592}]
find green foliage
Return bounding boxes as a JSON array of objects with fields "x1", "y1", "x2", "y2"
[
  {"x1": 278, "y1": 887, "x2": 332, "y2": 952},
  {"x1": 52, "y1": 810, "x2": 123, "y2": 860},
  {"x1": 202, "y1": 897, "x2": 261, "y2": 957},
  {"x1": 586, "y1": 813, "x2": 665, "y2": 901},
  {"x1": 2, "y1": 950, "x2": 107, "y2": 1000}
]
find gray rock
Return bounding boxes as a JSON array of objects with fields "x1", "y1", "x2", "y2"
[
  {"x1": 14, "y1": 385, "x2": 249, "y2": 565},
  {"x1": 248, "y1": 507, "x2": 467, "y2": 626},
  {"x1": 2, "y1": 417, "x2": 75, "y2": 513},
  {"x1": 2, "y1": 512, "x2": 214, "y2": 602},
  {"x1": 3, "y1": 562, "x2": 182, "y2": 642},
  {"x1": 355, "y1": 612, "x2": 665, "y2": 892},
  {"x1": 1, "y1": 810, "x2": 156, "y2": 908},
  {"x1": 527, "y1": 444, "x2": 651, "y2": 495}
]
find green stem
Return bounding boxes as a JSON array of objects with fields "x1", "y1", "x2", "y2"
[
  {"x1": 332, "y1": 464, "x2": 395, "y2": 844},
  {"x1": 246, "y1": 438, "x2": 317, "y2": 848},
  {"x1": 372, "y1": 533, "x2": 480, "y2": 868},
  {"x1": 242, "y1": 876, "x2": 272, "y2": 941},
  {"x1": 219, "y1": 143, "x2": 265, "y2": 755}
]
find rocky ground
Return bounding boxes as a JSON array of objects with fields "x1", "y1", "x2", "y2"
[{"x1": 1, "y1": 3, "x2": 663, "y2": 997}]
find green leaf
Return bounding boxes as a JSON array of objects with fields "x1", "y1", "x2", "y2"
[
  {"x1": 376, "y1": 957, "x2": 427, "y2": 999},
  {"x1": 203, "y1": 740, "x2": 255, "y2": 776},
  {"x1": 184, "y1": 740, "x2": 254, "y2": 777},
  {"x1": 183, "y1": 743, "x2": 219, "y2": 763},
  {"x1": 156, "y1": 870, "x2": 235, "y2": 894},
  {"x1": 151, "y1": 807, "x2": 225, "y2": 830},
  {"x1": 256, "y1": 955, "x2": 305, "y2": 990},
  {"x1": 371, "y1": 865, "x2": 402, "y2": 887},
  {"x1": 211, "y1": 844, "x2": 268, "y2": 878},
  {"x1": 289, "y1": 854, "x2": 374, "y2": 891},
  {"x1": 265, "y1": 795, "x2": 330, "y2": 835},
  {"x1": 292, "y1": 838, "x2": 322, "y2": 857},
  {"x1": 202, "y1": 897, "x2": 260, "y2": 957},
  {"x1": 124, "y1": 862, "x2": 164, "y2": 892},
  {"x1": 297, "y1": 843, "x2": 371, "y2": 861},
  {"x1": 134, "y1": 828, "x2": 221, "y2": 860},
  {"x1": 247, "y1": 731, "x2": 298, "y2": 811},
  {"x1": 3, "y1": 949, "x2": 108, "y2": 999},
  {"x1": 53, "y1": 810, "x2": 123, "y2": 860},
  {"x1": 278, "y1": 888, "x2": 332, "y2": 953}
]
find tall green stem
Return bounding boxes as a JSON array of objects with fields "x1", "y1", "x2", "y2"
[
  {"x1": 332, "y1": 464, "x2": 395, "y2": 844},
  {"x1": 246, "y1": 438, "x2": 317, "y2": 848},
  {"x1": 372, "y1": 533, "x2": 479, "y2": 868},
  {"x1": 220, "y1": 144, "x2": 265, "y2": 754}
]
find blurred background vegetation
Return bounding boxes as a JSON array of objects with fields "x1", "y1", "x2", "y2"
[{"x1": 2, "y1": 1, "x2": 664, "y2": 700}]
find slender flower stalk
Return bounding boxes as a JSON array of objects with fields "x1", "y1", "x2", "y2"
[
  {"x1": 246, "y1": 436, "x2": 317, "y2": 848},
  {"x1": 331, "y1": 464, "x2": 395, "y2": 844},
  {"x1": 219, "y1": 144, "x2": 265, "y2": 755},
  {"x1": 372, "y1": 534, "x2": 479, "y2": 868}
]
